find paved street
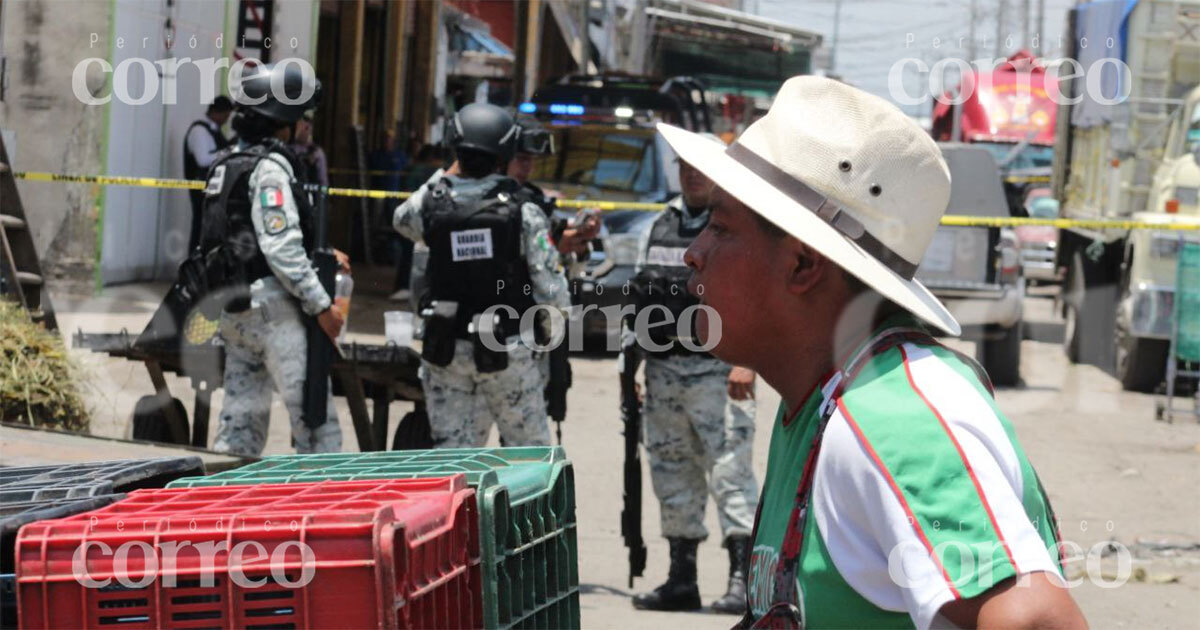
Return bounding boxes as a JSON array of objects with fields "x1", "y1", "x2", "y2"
[{"x1": 55, "y1": 284, "x2": 1200, "y2": 629}]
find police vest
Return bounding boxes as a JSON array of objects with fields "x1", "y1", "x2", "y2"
[
  {"x1": 183, "y1": 120, "x2": 232, "y2": 181},
  {"x1": 420, "y1": 177, "x2": 536, "y2": 339},
  {"x1": 635, "y1": 205, "x2": 706, "y2": 355},
  {"x1": 197, "y1": 141, "x2": 314, "y2": 309},
  {"x1": 513, "y1": 182, "x2": 566, "y2": 243}
]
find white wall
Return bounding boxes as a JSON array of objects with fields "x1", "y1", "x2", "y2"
[
  {"x1": 102, "y1": 0, "x2": 317, "y2": 283},
  {"x1": 0, "y1": 0, "x2": 113, "y2": 287}
]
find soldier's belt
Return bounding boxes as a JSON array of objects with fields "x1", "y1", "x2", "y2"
[{"x1": 12, "y1": 170, "x2": 1200, "y2": 231}]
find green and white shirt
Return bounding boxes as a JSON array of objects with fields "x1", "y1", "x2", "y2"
[{"x1": 749, "y1": 318, "x2": 1062, "y2": 629}]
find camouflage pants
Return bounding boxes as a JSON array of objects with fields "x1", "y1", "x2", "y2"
[
  {"x1": 213, "y1": 297, "x2": 342, "y2": 456},
  {"x1": 421, "y1": 339, "x2": 550, "y2": 448},
  {"x1": 643, "y1": 355, "x2": 758, "y2": 541}
]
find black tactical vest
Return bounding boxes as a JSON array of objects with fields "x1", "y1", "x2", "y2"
[
  {"x1": 513, "y1": 181, "x2": 566, "y2": 243},
  {"x1": 420, "y1": 177, "x2": 536, "y2": 339},
  {"x1": 183, "y1": 119, "x2": 232, "y2": 181},
  {"x1": 635, "y1": 204, "x2": 707, "y2": 355},
  {"x1": 197, "y1": 141, "x2": 314, "y2": 310}
]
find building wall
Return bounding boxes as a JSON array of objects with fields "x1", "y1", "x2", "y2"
[
  {"x1": 0, "y1": 0, "x2": 114, "y2": 288},
  {"x1": 0, "y1": 0, "x2": 318, "y2": 288}
]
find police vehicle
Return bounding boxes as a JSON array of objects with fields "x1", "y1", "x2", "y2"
[{"x1": 522, "y1": 75, "x2": 713, "y2": 346}]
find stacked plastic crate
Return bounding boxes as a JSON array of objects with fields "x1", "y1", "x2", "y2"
[
  {"x1": 0, "y1": 458, "x2": 206, "y2": 629},
  {"x1": 15, "y1": 477, "x2": 481, "y2": 629},
  {"x1": 169, "y1": 447, "x2": 580, "y2": 630}
]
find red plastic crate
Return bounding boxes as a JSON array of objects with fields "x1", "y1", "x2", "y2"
[{"x1": 15, "y1": 476, "x2": 481, "y2": 629}]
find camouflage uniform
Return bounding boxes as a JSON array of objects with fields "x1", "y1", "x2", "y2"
[
  {"x1": 212, "y1": 149, "x2": 342, "y2": 455},
  {"x1": 642, "y1": 356, "x2": 757, "y2": 540},
  {"x1": 636, "y1": 196, "x2": 759, "y2": 541},
  {"x1": 394, "y1": 171, "x2": 570, "y2": 448}
]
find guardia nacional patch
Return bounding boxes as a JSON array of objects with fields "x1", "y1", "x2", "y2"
[{"x1": 264, "y1": 208, "x2": 288, "y2": 235}]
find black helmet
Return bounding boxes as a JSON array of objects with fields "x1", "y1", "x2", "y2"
[
  {"x1": 234, "y1": 61, "x2": 322, "y2": 124},
  {"x1": 515, "y1": 116, "x2": 554, "y2": 156},
  {"x1": 446, "y1": 103, "x2": 519, "y2": 161}
]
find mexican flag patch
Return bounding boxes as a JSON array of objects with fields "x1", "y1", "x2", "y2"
[{"x1": 260, "y1": 186, "x2": 284, "y2": 208}]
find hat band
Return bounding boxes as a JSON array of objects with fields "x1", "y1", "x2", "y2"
[{"x1": 725, "y1": 143, "x2": 919, "y2": 281}]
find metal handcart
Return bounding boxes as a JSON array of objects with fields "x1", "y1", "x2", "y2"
[{"x1": 1156, "y1": 239, "x2": 1200, "y2": 422}]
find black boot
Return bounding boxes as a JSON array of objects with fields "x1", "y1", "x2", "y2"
[
  {"x1": 711, "y1": 535, "x2": 750, "y2": 614},
  {"x1": 632, "y1": 538, "x2": 702, "y2": 611}
]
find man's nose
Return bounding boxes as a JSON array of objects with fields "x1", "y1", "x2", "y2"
[{"x1": 684, "y1": 238, "x2": 703, "y2": 272}]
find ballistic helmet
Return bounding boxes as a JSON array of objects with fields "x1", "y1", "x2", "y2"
[
  {"x1": 446, "y1": 103, "x2": 519, "y2": 162},
  {"x1": 234, "y1": 61, "x2": 322, "y2": 124}
]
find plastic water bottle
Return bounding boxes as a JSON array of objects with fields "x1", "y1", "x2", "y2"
[{"x1": 334, "y1": 270, "x2": 353, "y2": 343}]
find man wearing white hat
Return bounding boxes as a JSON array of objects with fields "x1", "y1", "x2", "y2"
[{"x1": 658, "y1": 76, "x2": 1086, "y2": 628}]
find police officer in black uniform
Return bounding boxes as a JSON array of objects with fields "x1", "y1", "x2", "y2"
[
  {"x1": 184, "y1": 96, "x2": 234, "y2": 250},
  {"x1": 199, "y1": 62, "x2": 345, "y2": 455}
]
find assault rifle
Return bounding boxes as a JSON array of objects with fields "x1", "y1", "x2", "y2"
[
  {"x1": 619, "y1": 340, "x2": 647, "y2": 587},
  {"x1": 545, "y1": 343, "x2": 571, "y2": 443},
  {"x1": 302, "y1": 186, "x2": 337, "y2": 428}
]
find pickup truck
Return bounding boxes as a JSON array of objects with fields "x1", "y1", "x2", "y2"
[{"x1": 918, "y1": 144, "x2": 1025, "y2": 386}]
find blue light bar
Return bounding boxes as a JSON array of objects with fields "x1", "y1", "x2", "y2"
[
  {"x1": 548, "y1": 103, "x2": 585, "y2": 116},
  {"x1": 518, "y1": 102, "x2": 537, "y2": 114}
]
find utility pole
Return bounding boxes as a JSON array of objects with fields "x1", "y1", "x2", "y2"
[
  {"x1": 968, "y1": 0, "x2": 978, "y2": 61},
  {"x1": 831, "y1": 0, "x2": 843, "y2": 74},
  {"x1": 995, "y1": 0, "x2": 1007, "y2": 57},
  {"x1": 628, "y1": 0, "x2": 648, "y2": 74},
  {"x1": 1022, "y1": 0, "x2": 1031, "y2": 49}
]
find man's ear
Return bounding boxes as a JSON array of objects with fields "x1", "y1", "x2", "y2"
[{"x1": 785, "y1": 242, "x2": 827, "y2": 297}]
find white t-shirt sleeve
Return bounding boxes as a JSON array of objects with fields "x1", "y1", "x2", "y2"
[{"x1": 810, "y1": 347, "x2": 1061, "y2": 630}]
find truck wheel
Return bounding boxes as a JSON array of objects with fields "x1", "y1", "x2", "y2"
[
  {"x1": 1063, "y1": 302, "x2": 1081, "y2": 363},
  {"x1": 980, "y1": 321, "x2": 1022, "y2": 387},
  {"x1": 131, "y1": 395, "x2": 190, "y2": 445},
  {"x1": 1064, "y1": 252, "x2": 1118, "y2": 369},
  {"x1": 1115, "y1": 327, "x2": 1169, "y2": 394}
]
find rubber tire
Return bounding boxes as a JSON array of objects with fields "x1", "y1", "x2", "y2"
[
  {"x1": 1062, "y1": 252, "x2": 1085, "y2": 363},
  {"x1": 392, "y1": 406, "x2": 434, "y2": 450},
  {"x1": 979, "y1": 321, "x2": 1022, "y2": 388},
  {"x1": 1115, "y1": 334, "x2": 1169, "y2": 394},
  {"x1": 1063, "y1": 302, "x2": 1081, "y2": 363},
  {"x1": 1064, "y1": 252, "x2": 1118, "y2": 369},
  {"x1": 131, "y1": 395, "x2": 189, "y2": 445}
]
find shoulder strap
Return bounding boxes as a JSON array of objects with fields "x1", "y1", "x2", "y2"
[{"x1": 742, "y1": 325, "x2": 935, "y2": 627}]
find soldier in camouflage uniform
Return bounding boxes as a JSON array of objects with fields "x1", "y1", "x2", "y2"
[
  {"x1": 630, "y1": 136, "x2": 759, "y2": 614},
  {"x1": 205, "y1": 63, "x2": 343, "y2": 456},
  {"x1": 393, "y1": 104, "x2": 570, "y2": 448}
]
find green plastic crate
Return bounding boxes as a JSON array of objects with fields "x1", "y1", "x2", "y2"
[
  {"x1": 169, "y1": 447, "x2": 579, "y2": 630},
  {"x1": 1175, "y1": 242, "x2": 1200, "y2": 362}
]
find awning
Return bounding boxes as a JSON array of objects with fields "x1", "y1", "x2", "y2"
[
  {"x1": 444, "y1": 6, "x2": 514, "y2": 78},
  {"x1": 647, "y1": 0, "x2": 823, "y2": 51}
]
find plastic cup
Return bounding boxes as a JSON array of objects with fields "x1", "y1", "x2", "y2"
[{"x1": 384, "y1": 311, "x2": 414, "y2": 347}]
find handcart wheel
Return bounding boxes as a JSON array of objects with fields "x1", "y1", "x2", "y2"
[
  {"x1": 392, "y1": 405, "x2": 433, "y2": 450},
  {"x1": 131, "y1": 395, "x2": 190, "y2": 445}
]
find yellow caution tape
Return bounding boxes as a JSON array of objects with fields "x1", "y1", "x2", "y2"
[
  {"x1": 13, "y1": 171, "x2": 205, "y2": 190},
  {"x1": 939, "y1": 216, "x2": 1200, "y2": 231},
  {"x1": 1003, "y1": 174, "x2": 1052, "y2": 184},
  {"x1": 555, "y1": 198, "x2": 669, "y2": 212},
  {"x1": 11, "y1": 170, "x2": 1200, "y2": 231},
  {"x1": 12, "y1": 170, "x2": 410, "y2": 199}
]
